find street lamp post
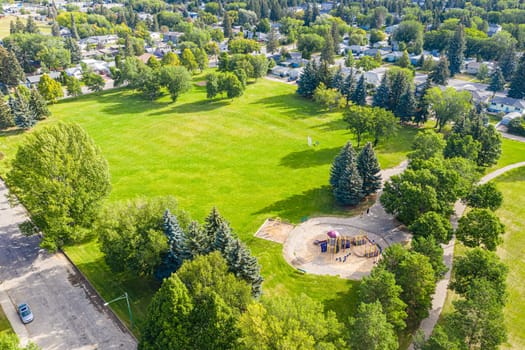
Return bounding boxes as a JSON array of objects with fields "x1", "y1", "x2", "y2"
[{"x1": 103, "y1": 292, "x2": 133, "y2": 328}]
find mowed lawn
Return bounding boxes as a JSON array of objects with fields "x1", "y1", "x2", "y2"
[
  {"x1": 495, "y1": 168, "x2": 525, "y2": 349},
  {"x1": 0, "y1": 79, "x2": 418, "y2": 329},
  {"x1": 0, "y1": 15, "x2": 51, "y2": 39}
]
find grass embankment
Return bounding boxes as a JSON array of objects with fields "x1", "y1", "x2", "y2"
[
  {"x1": 0, "y1": 15, "x2": 51, "y2": 39},
  {"x1": 0, "y1": 304, "x2": 13, "y2": 336},
  {"x1": 0, "y1": 79, "x2": 418, "y2": 330}
]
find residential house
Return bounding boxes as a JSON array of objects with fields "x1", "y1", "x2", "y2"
[
  {"x1": 363, "y1": 48, "x2": 389, "y2": 59},
  {"x1": 26, "y1": 71, "x2": 61, "y2": 87},
  {"x1": 364, "y1": 67, "x2": 388, "y2": 86},
  {"x1": 65, "y1": 66, "x2": 83, "y2": 80},
  {"x1": 163, "y1": 32, "x2": 184, "y2": 44},
  {"x1": 463, "y1": 61, "x2": 495, "y2": 75},
  {"x1": 488, "y1": 96, "x2": 525, "y2": 114},
  {"x1": 385, "y1": 51, "x2": 403, "y2": 62},
  {"x1": 348, "y1": 45, "x2": 367, "y2": 55},
  {"x1": 488, "y1": 24, "x2": 502, "y2": 37},
  {"x1": 499, "y1": 111, "x2": 522, "y2": 126}
]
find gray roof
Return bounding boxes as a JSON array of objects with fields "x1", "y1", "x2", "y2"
[
  {"x1": 26, "y1": 72, "x2": 61, "y2": 84},
  {"x1": 491, "y1": 96, "x2": 525, "y2": 109}
]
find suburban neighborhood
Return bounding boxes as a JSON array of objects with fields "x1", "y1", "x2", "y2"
[{"x1": 0, "y1": 0, "x2": 524, "y2": 349}]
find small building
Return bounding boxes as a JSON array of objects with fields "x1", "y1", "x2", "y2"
[
  {"x1": 499, "y1": 111, "x2": 522, "y2": 126},
  {"x1": 65, "y1": 66, "x2": 83, "y2": 80},
  {"x1": 364, "y1": 67, "x2": 388, "y2": 86},
  {"x1": 463, "y1": 61, "x2": 495, "y2": 75},
  {"x1": 488, "y1": 96, "x2": 525, "y2": 114},
  {"x1": 488, "y1": 24, "x2": 502, "y2": 37},
  {"x1": 363, "y1": 48, "x2": 389, "y2": 59},
  {"x1": 163, "y1": 32, "x2": 184, "y2": 44},
  {"x1": 385, "y1": 51, "x2": 404, "y2": 62},
  {"x1": 348, "y1": 45, "x2": 367, "y2": 55},
  {"x1": 26, "y1": 71, "x2": 61, "y2": 87}
]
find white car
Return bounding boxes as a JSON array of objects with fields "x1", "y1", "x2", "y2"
[{"x1": 17, "y1": 303, "x2": 34, "y2": 324}]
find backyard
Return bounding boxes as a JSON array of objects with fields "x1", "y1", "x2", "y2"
[{"x1": 0, "y1": 79, "x2": 419, "y2": 329}]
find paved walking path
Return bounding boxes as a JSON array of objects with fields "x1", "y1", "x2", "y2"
[
  {"x1": 410, "y1": 160, "x2": 525, "y2": 348},
  {"x1": 0, "y1": 180, "x2": 137, "y2": 349}
]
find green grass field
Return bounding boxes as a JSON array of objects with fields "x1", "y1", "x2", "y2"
[
  {"x1": 0, "y1": 79, "x2": 418, "y2": 330},
  {"x1": 494, "y1": 168, "x2": 525, "y2": 349},
  {"x1": 0, "y1": 15, "x2": 51, "y2": 39},
  {"x1": 0, "y1": 304, "x2": 13, "y2": 336}
]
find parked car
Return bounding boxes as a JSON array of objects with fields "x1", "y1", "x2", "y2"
[{"x1": 17, "y1": 303, "x2": 33, "y2": 324}]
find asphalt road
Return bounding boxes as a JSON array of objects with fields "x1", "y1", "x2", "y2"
[{"x1": 0, "y1": 180, "x2": 137, "y2": 350}]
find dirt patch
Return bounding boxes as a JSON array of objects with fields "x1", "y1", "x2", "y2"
[
  {"x1": 195, "y1": 81, "x2": 207, "y2": 86},
  {"x1": 254, "y1": 218, "x2": 295, "y2": 244}
]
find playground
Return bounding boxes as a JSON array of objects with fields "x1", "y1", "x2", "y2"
[{"x1": 281, "y1": 206, "x2": 411, "y2": 279}]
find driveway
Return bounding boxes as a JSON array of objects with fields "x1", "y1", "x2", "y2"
[{"x1": 0, "y1": 181, "x2": 137, "y2": 349}]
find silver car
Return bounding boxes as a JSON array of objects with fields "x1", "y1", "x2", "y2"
[{"x1": 17, "y1": 303, "x2": 34, "y2": 324}]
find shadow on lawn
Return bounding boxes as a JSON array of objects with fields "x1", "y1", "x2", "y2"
[
  {"x1": 279, "y1": 147, "x2": 341, "y2": 169},
  {"x1": 310, "y1": 118, "x2": 348, "y2": 132},
  {"x1": 161, "y1": 99, "x2": 230, "y2": 115},
  {"x1": 322, "y1": 281, "x2": 360, "y2": 322},
  {"x1": 253, "y1": 186, "x2": 336, "y2": 221},
  {"x1": 250, "y1": 94, "x2": 326, "y2": 119}
]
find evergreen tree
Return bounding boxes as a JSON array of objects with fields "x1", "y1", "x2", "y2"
[
  {"x1": 25, "y1": 16, "x2": 39, "y2": 34},
  {"x1": 351, "y1": 75, "x2": 367, "y2": 106},
  {"x1": 332, "y1": 66, "x2": 344, "y2": 91},
  {"x1": 28, "y1": 88, "x2": 50, "y2": 120},
  {"x1": 396, "y1": 89, "x2": 417, "y2": 122},
  {"x1": 345, "y1": 53, "x2": 354, "y2": 68},
  {"x1": 153, "y1": 15, "x2": 159, "y2": 32},
  {"x1": 9, "y1": 20, "x2": 16, "y2": 35},
  {"x1": 224, "y1": 238, "x2": 263, "y2": 298},
  {"x1": 0, "y1": 49, "x2": 25, "y2": 88},
  {"x1": 65, "y1": 37, "x2": 81, "y2": 64},
  {"x1": 51, "y1": 21, "x2": 60, "y2": 37},
  {"x1": 488, "y1": 68, "x2": 505, "y2": 95},
  {"x1": 297, "y1": 60, "x2": 319, "y2": 97},
  {"x1": 508, "y1": 56, "x2": 525, "y2": 99},
  {"x1": 334, "y1": 157, "x2": 363, "y2": 206},
  {"x1": 13, "y1": 90, "x2": 36, "y2": 130},
  {"x1": 331, "y1": 21, "x2": 340, "y2": 46},
  {"x1": 318, "y1": 60, "x2": 334, "y2": 88},
  {"x1": 372, "y1": 75, "x2": 390, "y2": 108},
  {"x1": 124, "y1": 35, "x2": 135, "y2": 57},
  {"x1": 430, "y1": 56, "x2": 450, "y2": 85},
  {"x1": 70, "y1": 13, "x2": 79, "y2": 40},
  {"x1": 415, "y1": 78, "x2": 432, "y2": 125},
  {"x1": 321, "y1": 33, "x2": 335, "y2": 64},
  {"x1": 357, "y1": 142, "x2": 382, "y2": 196},
  {"x1": 340, "y1": 69, "x2": 355, "y2": 106},
  {"x1": 0, "y1": 93, "x2": 14, "y2": 130},
  {"x1": 266, "y1": 28, "x2": 279, "y2": 54},
  {"x1": 499, "y1": 45, "x2": 517, "y2": 81},
  {"x1": 185, "y1": 221, "x2": 209, "y2": 258},
  {"x1": 206, "y1": 73, "x2": 219, "y2": 99},
  {"x1": 330, "y1": 141, "x2": 356, "y2": 189},
  {"x1": 204, "y1": 207, "x2": 232, "y2": 254},
  {"x1": 15, "y1": 17, "x2": 25, "y2": 33},
  {"x1": 447, "y1": 25, "x2": 465, "y2": 76},
  {"x1": 223, "y1": 11, "x2": 232, "y2": 38},
  {"x1": 397, "y1": 50, "x2": 410, "y2": 68}
]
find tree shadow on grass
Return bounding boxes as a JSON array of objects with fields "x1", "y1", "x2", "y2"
[
  {"x1": 250, "y1": 94, "x2": 327, "y2": 119},
  {"x1": 322, "y1": 280, "x2": 360, "y2": 322},
  {"x1": 279, "y1": 147, "x2": 341, "y2": 169},
  {"x1": 153, "y1": 99, "x2": 231, "y2": 115},
  {"x1": 310, "y1": 118, "x2": 348, "y2": 132}
]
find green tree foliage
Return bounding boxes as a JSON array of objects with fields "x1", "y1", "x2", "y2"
[
  {"x1": 0, "y1": 47, "x2": 24, "y2": 88},
  {"x1": 82, "y1": 72, "x2": 105, "y2": 93},
  {"x1": 373, "y1": 75, "x2": 390, "y2": 109},
  {"x1": 297, "y1": 59, "x2": 319, "y2": 97},
  {"x1": 465, "y1": 182, "x2": 503, "y2": 211},
  {"x1": 64, "y1": 37, "x2": 81, "y2": 64},
  {"x1": 456, "y1": 208, "x2": 505, "y2": 251},
  {"x1": 444, "y1": 279, "x2": 507, "y2": 350},
  {"x1": 349, "y1": 301, "x2": 398, "y2": 350},
  {"x1": 98, "y1": 197, "x2": 187, "y2": 276},
  {"x1": 508, "y1": 55, "x2": 525, "y2": 99},
  {"x1": 397, "y1": 50, "x2": 411, "y2": 68},
  {"x1": 66, "y1": 76, "x2": 82, "y2": 97},
  {"x1": 334, "y1": 153, "x2": 363, "y2": 206},
  {"x1": 266, "y1": 28, "x2": 279, "y2": 54},
  {"x1": 38, "y1": 74, "x2": 64, "y2": 103},
  {"x1": 223, "y1": 237, "x2": 264, "y2": 298},
  {"x1": 7, "y1": 123, "x2": 111, "y2": 250},
  {"x1": 359, "y1": 267, "x2": 407, "y2": 331},
  {"x1": 409, "y1": 211, "x2": 453, "y2": 243},
  {"x1": 239, "y1": 294, "x2": 346, "y2": 349},
  {"x1": 321, "y1": 32, "x2": 335, "y2": 64},
  {"x1": 161, "y1": 52, "x2": 181, "y2": 66},
  {"x1": 25, "y1": 16, "x2": 39, "y2": 34},
  {"x1": 223, "y1": 11, "x2": 232, "y2": 38},
  {"x1": 343, "y1": 105, "x2": 372, "y2": 147},
  {"x1": 419, "y1": 326, "x2": 461, "y2": 350},
  {"x1": 330, "y1": 141, "x2": 354, "y2": 188},
  {"x1": 356, "y1": 55, "x2": 380, "y2": 71},
  {"x1": 449, "y1": 248, "x2": 508, "y2": 304},
  {"x1": 447, "y1": 25, "x2": 466, "y2": 76},
  {"x1": 159, "y1": 65, "x2": 192, "y2": 102},
  {"x1": 0, "y1": 93, "x2": 15, "y2": 129},
  {"x1": 430, "y1": 56, "x2": 450, "y2": 85},
  {"x1": 228, "y1": 38, "x2": 261, "y2": 54},
  {"x1": 444, "y1": 134, "x2": 480, "y2": 161},
  {"x1": 392, "y1": 20, "x2": 424, "y2": 54},
  {"x1": 28, "y1": 88, "x2": 50, "y2": 120},
  {"x1": 313, "y1": 82, "x2": 343, "y2": 111},
  {"x1": 351, "y1": 75, "x2": 367, "y2": 106},
  {"x1": 12, "y1": 89, "x2": 36, "y2": 130},
  {"x1": 357, "y1": 142, "x2": 382, "y2": 196},
  {"x1": 180, "y1": 48, "x2": 198, "y2": 73},
  {"x1": 297, "y1": 33, "x2": 324, "y2": 59},
  {"x1": 206, "y1": 72, "x2": 220, "y2": 99},
  {"x1": 424, "y1": 87, "x2": 471, "y2": 131},
  {"x1": 0, "y1": 333, "x2": 40, "y2": 350},
  {"x1": 499, "y1": 45, "x2": 517, "y2": 81},
  {"x1": 411, "y1": 236, "x2": 448, "y2": 281}
]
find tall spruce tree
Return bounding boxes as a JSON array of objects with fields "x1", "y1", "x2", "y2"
[
  {"x1": 223, "y1": 11, "x2": 232, "y2": 38},
  {"x1": 204, "y1": 207, "x2": 233, "y2": 254},
  {"x1": 0, "y1": 48, "x2": 24, "y2": 88},
  {"x1": 65, "y1": 37, "x2": 81, "y2": 64},
  {"x1": 25, "y1": 16, "x2": 39, "y2": 34},
  {"x1": 224, "y1": 238, "x2": 263, "y2": 298},
  {"x1": 499, "y1": 45, "x2": 517, "y2": 81},
  {"x1": 330, "y1": 141, "x2": 356, "y2": 188},
  {"x1": 13, "y1": 90, "x2": 35, "y2": 130},
  {"x1": 185, "y1": 221, "x2": 209, "y2": 258},
  {"x1": 373, "y1": 75, "x2": 390, "y2": 108},
  {"x1": 488, "y1": 68, "x2": 505, "y2": 95},
  {"x1": 297, "y1": 60, "x2": 320, "y2": 97},
  {"x1": 29, "y1": 88, "x2": 50, "y2": 120},
  {"x1": 70, "y1": 13, "x2": 80, "y2": 40},
  {"x1": 352, "y1": 75, "x2": 367, "y2": 106},
  {"x1": 0, "y1": 93, "x2": 14, "y2": 130},
  {"x1": 447, "y1": 25, "x2": 465, "y2": 76},
  {"x1": 507, "y1": 56, "x2": 525, "y2": 99},
  {"x1": 430, "y1": 56, "x2": 450, "y2": 85},
  {"x1": 155, "y1": 209, "x2": 190, "y2": 280},
  {"x1": 334, "y1": 157, "x2": 363, "y2": 206},
  {"x1": 51, "y1": 21, "x2": 60, "y2": 37},
  {"x1": 395, "y1": 89, "x2": 416, "y2": 122},
  {"x1": 415, "y1": 78, "x2": 432, "y2": 125},
  {"x1": 321, "y1": 33, "x2": 335, "y2": 64},
  {"x1": 357, "y1": 142, "x2": 382, "y2": 196},
  {"x1": 340, "y1": 69, "x2": 355, "y2": 107}
]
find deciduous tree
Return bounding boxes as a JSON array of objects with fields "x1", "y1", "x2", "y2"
[
  {"x1": 465, "y1": 182, "x2": 503, "y2": 211},
  {"x1": 349, "y1": 301, "x2": 398, "y2": 350},
  {"x1": 456, "y1": 208, "x2": 505, "y2": 251}
]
